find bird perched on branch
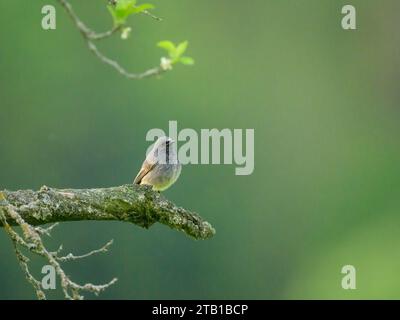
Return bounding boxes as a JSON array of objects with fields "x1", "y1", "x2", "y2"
[{"x1": 134, "y1": 136, "x2": 182, "y2": 191}]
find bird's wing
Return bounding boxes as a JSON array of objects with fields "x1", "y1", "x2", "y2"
[{"x1": 133, "y1": 160, "x2": 156, "y2": 184}]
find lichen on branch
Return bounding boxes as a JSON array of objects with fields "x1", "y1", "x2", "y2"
[
  {"x1": 1, "y1": 185, "x2": 214, "y2": 239},
  {"x1": 0, "y1": 185, "x2": 214, "y2": 299}
]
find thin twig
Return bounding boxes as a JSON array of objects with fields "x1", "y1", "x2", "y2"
[
  {"x1": 87, "y1": 41, "x2": 164, "y2": 79},
  {"x1": 59, "y1": 0, "x2": 120, "y2": 40},
  {"x1": 0, "y1": 196, "x2": 117, "y2": 300},
  {"x1": 35, "y1": 223, "x2": 59, "y2": 237},
  {"x1": 0, "y1": 211, "x2": 46, "y2": 299},
  {"x1": 57, "y1": 0, "x2": 166, "y2": 79},
  {"x1": 55, "y1": 239, "x2": 114, "y2": 262},
  {"x1": 13, "y1": 243, "x2": 47, "y2": 300},
  {"x1": 139, "y1": 8, "x2": 163, "y2": 21}
]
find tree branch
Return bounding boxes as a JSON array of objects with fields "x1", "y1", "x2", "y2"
[
  {"x1": 0, "y1": 185, "x2": 215, "y2": 240},
  {"x1": 0, "y1": 202, "x2": 118, "y2": 300},
  {"x1": 57, "y1": 0, "x2": 167, "y2": 79},
  {"x1": 0, "y1": 185, "x2": 214, "y2": 299}
]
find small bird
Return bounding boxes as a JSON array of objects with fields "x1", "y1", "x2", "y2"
[{"x1": 134, "y1": 136, "x2": 182, "y2": 191}]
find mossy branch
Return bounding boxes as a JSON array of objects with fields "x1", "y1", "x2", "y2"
[
  {"x1": 0, "y1": 184, "x2": 214, "y2": 299},
  {"x1": 0, "y1": 185, "x2": 215, "y2": 240}
]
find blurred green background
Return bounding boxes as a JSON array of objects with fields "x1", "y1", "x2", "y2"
[{"x1": 1, "y1": 0, "x2": 400, "y2": 299}]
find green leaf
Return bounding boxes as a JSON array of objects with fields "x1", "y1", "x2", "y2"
[
  {"x1": 157, "y1": 40, "x2": 194, "y2": 67},
  {"x1": 169, "y1": 41, "x2": 188, "y2": 63},
  {"x1": 175, "y1": 41, "x2": 188, "y2": 58},
  {"x1": 179, "y1": 56, "x2": 195, "y2": 65},
  {"x1": 157, "y1": 41, "x2": 176, "y2": 57},
  {"x1": 131, "y1": 3, "x2": 155, "y2": 14},
  {"x1": 107, "y1": 6, "x2": 120, "y2": 25},
  {"x1": 108, "y1": 0, "x2": 154, "y2": 25}
]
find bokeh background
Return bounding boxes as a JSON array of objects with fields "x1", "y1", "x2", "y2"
[{"x1": 1, "y1": 0, "x2": 400, "y2": 299}]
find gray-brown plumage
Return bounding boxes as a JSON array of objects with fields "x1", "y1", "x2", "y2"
[{"x1": 134, "y1": 136, "x2": 181, "y2": 191}]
